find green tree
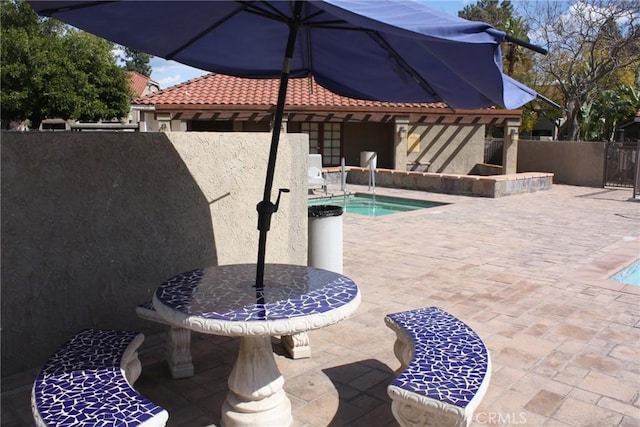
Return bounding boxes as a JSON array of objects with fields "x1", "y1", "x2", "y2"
[
  {"x1": 121, "y1": 47, "x2": 153, "y2": 77},
  {"x1": 522, "y1": 0, "x2": 640, "y2": 141},
  {"x1": 459, "y1": 1, "x2": 535, "y2": 79},
  {"x1": 459, "y1": 0, "x2": 516, "y2": 29},
  {"x1": 459, "y1": 0, "x2": 538, "y2": 131},
  {"x1": 1, "y1": 0, "x2": 131, "y2": 129},
  {"x1": 503, "y1": 17, "x2": 531, "y2": 77},
  {"x1": 581, "y1": 82, "x2": 640, "y2": 142}
]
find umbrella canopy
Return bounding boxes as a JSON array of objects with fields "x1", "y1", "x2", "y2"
[
  {"x1": 28, "y1": 0, "x2": 541, "y2": 292},
  {"x1": 30, "y1": 0, "x2": 536, "y2": 109}
]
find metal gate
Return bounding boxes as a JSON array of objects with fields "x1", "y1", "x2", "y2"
[
  {"x1": 605, "y1": 142, "x2": 638, "y2": 188},
  {"x1": 484, "y1": 138, "x2": 503, "y2": 165}
]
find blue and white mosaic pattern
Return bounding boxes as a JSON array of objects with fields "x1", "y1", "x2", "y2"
[
  {"x1": 138, "y1": 300, "x2": 155, "y2": 311},
  {"x1": 155, "y1": 264, "x2": 358, "y2": 321},
  {"x1": 33, "y1": 329, "x2": 165, "y2": 426},
  {"x1": 387, "y1": 307, "x2": 489, "y2": 409}
]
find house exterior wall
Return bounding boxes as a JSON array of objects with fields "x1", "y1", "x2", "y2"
[
  {"x1": 1, "y1": 131, "x2": 308, "y2": 376},
  {"x1": 518, "y1": 139, "x2": 606, "y2": 187},
  {"x1": 619, "y1": 121, "x2": 640, "y2": 141},
  {"x1": 140, "y1": 111, "x2": 165, "y2": 132},
  {"x1": 290, "y1": 119, "x2": 487, "y2": 175},
  {"x1": 341, "y1": 120, "x2": 486, "y2": 174},
  {"x1": 343, "y1": 122, "x2": 395, "y2": 169},
  {"x1": 405, "y1": 122, "x2": 486, "y2": 174},
  {"x1": 520, "y1": 117, "x2": 561, "y2": 141},
  {"x1": 140, "y1": 111, "x2": 494, "y2": 175},
  {"x1": 141, "y1": 81, "x2": 160, "y2": 97}
]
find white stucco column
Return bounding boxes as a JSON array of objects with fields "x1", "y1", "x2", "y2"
[
  {"x1": 171, "y1": 119, "x2": 187, "y2": 132},
  {"x1": 393, "y1": 116, "x2": 410, "y2": 171},
  {"x1": 502, "y1": 120, "x2": 521, "y2": 175}
]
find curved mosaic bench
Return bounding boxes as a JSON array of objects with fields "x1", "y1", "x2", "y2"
[
  {"x1": 385, "y1": 307, "x2": 491, "y2": 427},
  {"x1": 136, "y1": 301, "x2": 194, "y2": 379},
  {"x1": 31, "y1": 329, "x2": 168, "y2": 427}
]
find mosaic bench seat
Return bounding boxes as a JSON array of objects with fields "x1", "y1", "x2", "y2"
[
  {"x1": 136, "y1": 301, "x2": 194, "y2": 379},
  {"x1": 31, "y1": 329, "x2": 169, "y2": 427},
  {"x1": 385, "y1": 307, "x2": 491, "y2": 427}
]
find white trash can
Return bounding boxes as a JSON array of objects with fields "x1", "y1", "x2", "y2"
[
  {"x1": 360, "y1": 151, "x2": 377, "y2": 169},
  {"x1": 308, "y1": 205, "x2": 343, "y2": 274}
]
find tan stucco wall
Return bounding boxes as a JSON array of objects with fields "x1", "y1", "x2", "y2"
[
  {"x1": 1, "y1": 131, "x2": 308, "y2": 376},
  {"x1": 334, "y1": 121, "x2": 486, "y2": 174},
  {"x1": 405, "y1": 123, "x2": 485, "y2": 174},
  {"x1": 518, "y1": 140, "x2": 606, "y2": 187}
]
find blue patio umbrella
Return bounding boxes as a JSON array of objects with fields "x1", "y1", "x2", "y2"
[{"x1": 28, "y1": 0, "x2": 544, "y2": 294}]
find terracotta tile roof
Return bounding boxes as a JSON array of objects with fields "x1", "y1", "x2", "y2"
[
  {"x1": 132, "y1": 73, "x2": 449, "y2": 110},
  {"x1": 128, "y1": 71, "x2": 158, "y2": 98}
]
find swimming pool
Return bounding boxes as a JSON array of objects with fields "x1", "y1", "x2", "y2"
[
  {"x1": 308, "y1": 193, "x2": 446, "y2": 217},
  {"x1": 611, "y1": 260, "x2": 640, "y2": 286}
]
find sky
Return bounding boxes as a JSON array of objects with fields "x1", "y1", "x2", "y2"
[{"x1": 149, "y1": 1, "x2": 469, "y2": 89}]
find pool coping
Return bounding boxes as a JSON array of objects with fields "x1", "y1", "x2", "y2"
[
  {"x1": 559, "y1": 236, "x2": 640, "y2": 295},
  {"x1": 324, "y1": 167, "x2": 554, "y2": 198},
  {"x1": 308, "y1": 190, "x2": 456, "y2": 218},
  {"x1": 610, "y1": 259, "x2": 640, "y2": 287}
]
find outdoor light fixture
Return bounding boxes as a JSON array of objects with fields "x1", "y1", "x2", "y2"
[{"x1": 398, "y1": 126, "x2": 408, "y2": 139}]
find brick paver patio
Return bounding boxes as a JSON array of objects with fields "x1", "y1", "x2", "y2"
[{"x1": 3, "y1": 184, "x2": 639, "y2": 427}]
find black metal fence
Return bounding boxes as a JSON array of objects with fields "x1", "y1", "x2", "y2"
[
  {"x1": 484, "y1": 138, "x2": 503, "y2": 165},
  {"x1": 634, "y1": 147, "x2": 640, "y2": 198},
  {"x1": 605, "y1": 142, "x2": 639, "y2": 188}
]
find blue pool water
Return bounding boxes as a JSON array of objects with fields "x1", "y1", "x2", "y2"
[
  {"x1": 308, "y1": 193, "x2": 446, "y2": 217},
  {"x1": 611, "y1": 260, "x2": 640, "y2": 286}
]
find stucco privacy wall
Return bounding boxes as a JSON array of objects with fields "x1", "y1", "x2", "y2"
[
  {"x1": 1, "y1": 131, "x2": 308, "y2": 376},
  {"x1": 518, "y1": 139, "x2": 606, "y2": 187}
]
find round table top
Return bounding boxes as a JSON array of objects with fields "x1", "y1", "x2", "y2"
[{"x1": 152, "y1": 263, "x2": 361, "y2": 336}]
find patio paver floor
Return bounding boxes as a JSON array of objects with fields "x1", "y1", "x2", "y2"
[{"x1": 2, "y1": 184, "x2": 639, "y2": 427}]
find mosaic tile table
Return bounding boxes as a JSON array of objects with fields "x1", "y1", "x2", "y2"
[{"x1": 152, "y1": 263, "x2": 361, "y2": 427}]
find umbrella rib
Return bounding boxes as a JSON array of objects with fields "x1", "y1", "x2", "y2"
[
  {"x1": 238, "y1": 1, "x2": 289, "y2": 23},
  {"x1": 302, "y1": 22, "x2": 358, "y2": 30},
  {"x1": 35, "y1": 1, "x2": 114, "y2": 16},
  {"x1": 367, "y1": 31, "x2": 442, "y2": 103},
  {"x1": 299, "y1": 9, "x2": 330, "y2": 25},
  {"x1": 240, "y1": 2, "x2": 345, "y2": 27},
  {"x1": 165, "y1": 3, "x2": 253, "y2": 60},
  {"x1": 301, "y1": 1, "x2": 314, "y2": 80},
  {"x1": 504, "y1": 34, "x2": 548, "y2": 55},
  {"x1": 292, "y1": 4, "x2": 350, "y2": 28},
  {"x1": 536, "y1": 94, "x2": 563, "y2": 110}
]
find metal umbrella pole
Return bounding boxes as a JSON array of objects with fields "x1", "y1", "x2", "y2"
[{"x1": 254, "y1": 1, "x2": 303, "y2": 300}]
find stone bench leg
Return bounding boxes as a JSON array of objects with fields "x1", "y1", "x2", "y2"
[
  {"x1": 389, "y1": 397, "x2": 472, "y2": 427},
  {"x1": 166, "y1": 326, "x2": 194, "y2": 378},
  {"x1": 390, "y1": 329, "x2": 413, "y2": 374},
  {"x1": 121, "y1": 332, "x2": 145, "y2": 384},
  {"x1": 136, "y1": 302, "x2": 194, "y2": 378},
  {"x1": 125, "y1": 353, "x2": 143, "y2": 384},
  {"x1": 281, "y1": 332, "x2": 311, "y2": 359}
]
